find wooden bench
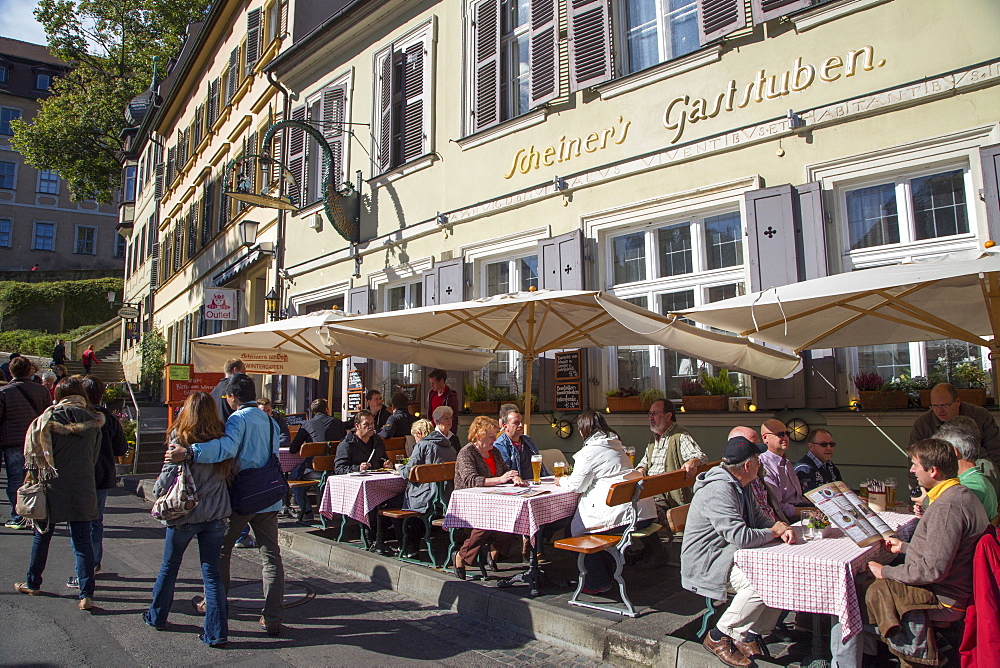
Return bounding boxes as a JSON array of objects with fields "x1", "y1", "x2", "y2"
[
  {"x1": 286, "y1": 442, "x2": 331, "y2": 490},
  {"x1": 379, "y1": 461, "x2": 455, "y2": 567},
  {"x1": 553, "y1": 461, "x2": 718, "y2": 617}
]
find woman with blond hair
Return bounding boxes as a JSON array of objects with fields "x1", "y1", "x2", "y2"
[
  {"x1": 144, "y1": 391, "x2": 234, "y2": 647},
  {"x1": 452, "y1": 415, "x2": 526, "y2": 579}
]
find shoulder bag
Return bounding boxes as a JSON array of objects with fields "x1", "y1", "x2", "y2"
[
  {"x1": 230, "y1": 418, "x2": 288, "y2": 515},
  {"x1": 16, "y1": 474, "x2": 47, "y2": 521},
  {"x1": 151, "y1": 463, "x2": 199, "y2": 521}
]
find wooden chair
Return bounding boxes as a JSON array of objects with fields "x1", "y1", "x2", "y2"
[
  {"x1": 287, "y1": 442, "x2": 332, "y2": 492},
  {"x1": 404, "y1": 435, "x2": 417, "y2": 456},
  {"x1": 538, "y1": 448, "x2": 565, "y2": 475},
  {"x1": 383, "y1": 436, "x2": 407, "y2": 452},
  {"x1": 553, "y1": 461, "x2": 718, "y2": 617},
  {"x1": 379, "y1": 461, "x2": 455, "y2": 567}
]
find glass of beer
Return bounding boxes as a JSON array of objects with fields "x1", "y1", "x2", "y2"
[
  {"x1": 885, "y1": 478, "x2": 897, "y2": 507},
  {"x1": 531, "y1": 454, "x2": 543, "y2": 483},
  {"x1": 624, "y1": 446, "x2": 636, "y2": 466},
  {"x1": 553, "y1": 460, "x2": 565, "y2": 478}
]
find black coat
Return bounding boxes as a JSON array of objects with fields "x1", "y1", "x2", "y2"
[
  {"x1": 44, "y1": 404, "x2": 104, "y2": 523},
  {"x1": 289, "y1": 413, "x2": 347, "y2": 453},
  {"x1": 52, "y1": 343, "x2": 67, "y2": 365},
  {"x1": 93, "y1": 405, "x2": 129, "y2": 490},
  {"x1": 334, "y1": 432, "x2": 387, "y2": 475},
  {"x1": 379, "y1": 409, "x2": 414, "y2": 439},
  {"x1": 0, "y1": 377, "x2": 51, "y2": 449},
  {"x1": 209, "y1": 377, "x2": 235, "y2": 420}
]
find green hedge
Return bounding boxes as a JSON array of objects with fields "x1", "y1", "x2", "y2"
[
  {"x1": 0, "y1": 277, "x2": 123, "y2": 330},
  {"x1": 0, "y1": 324, "x2": 110, "y2": 357}
]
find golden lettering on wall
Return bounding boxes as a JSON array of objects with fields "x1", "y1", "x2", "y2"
[
  {"x1": 663, "y1": 46, "x2": 886, "y2": 144},
  {"x1": 503, "y1": 116, "x2": 631, "y2": 179}
]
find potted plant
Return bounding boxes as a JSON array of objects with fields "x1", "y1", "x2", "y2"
[
  {"x1": 103, "y1": 383, "x2": 126, "y2": 411},
  {"x1": 682, "y1": 369, "x2": 742, "y2": 412},
  {"x1": 953, "y1": 360, "x2": 990, "y2": 406},
  {"x1": 464, "y1": 377, "x2": 515, "y2": 415},
  {"x1": 909, "y1": 375, "x2": 935, "y2": 408},
  {"x1": 117, "y1": 414, "x2": 136, "y2": 466},
  {"x1": 639, "y1": 387, "x2": 666, "y2": 410},
  {"x1": 852, "y1": 371, "x2": 909, "y2": 410},
  {"x1": 605, "y1": 387, "x2": 643, "y2": 412},
  {"x1": 516, "y1": 391, "x2": 538, "y2": 414}
]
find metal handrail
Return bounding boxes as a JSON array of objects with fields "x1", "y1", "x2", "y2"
[{"x1": 122, "y1": 379, "x2": 142, "y2": 475}]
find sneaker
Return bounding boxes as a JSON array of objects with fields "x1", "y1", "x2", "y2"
[
  {"x1": 235, "y1": 537, "x2": 256, "y2": 549},
  {"x1": 67, "y1": 576, "x2": 79, "y2": 588},
  {"x1": 5, "y1": 517, "x2": 32, "y2": 530}
]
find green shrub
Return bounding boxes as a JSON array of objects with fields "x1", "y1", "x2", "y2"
[{"x1": 0, "y1": 278, "x2": 122, "y2": 330}]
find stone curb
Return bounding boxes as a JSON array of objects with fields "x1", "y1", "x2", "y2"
[{"x1": 278, "y1": 526, "x2": 782, "y2": 667}]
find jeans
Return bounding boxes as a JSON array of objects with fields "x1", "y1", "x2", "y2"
[
  {"x1": 3, "y1": 447, "x2": 25, "y2": 522},
  {"x1": 145, "y1": 519, "x2": 228, "y2": 646},
  {"x1": 27, "y1": 521, "x2": 95, "y2": 598},
  {"x1": 91, "y1": 489, "x2": 109, "y2": 568},
  {"x1": 221, "y1": 511, "x2": 284, "y2": 623},
  {"x1": 289, "y1": 462, "x2": 320, "y2": 514}
]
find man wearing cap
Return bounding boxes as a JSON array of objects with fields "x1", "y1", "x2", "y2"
[
  {"x1": 759, "y1": 419, "x2": 808, "y2": 520},
  {"x1": 681, "y1": 427, "x2": 796, "y2": 666},
  {"x1": 794, "y1": 429, "x2": 842, "y2": 493}
]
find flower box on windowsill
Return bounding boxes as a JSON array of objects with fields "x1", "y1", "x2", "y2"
[
  {"x1": 682, "y1": 395, "x2": 729, "y2": 412},
  {"x1": 859, "y1": 390, "x2": 909, "y2": 411},
  {"x1": 606, "y1": 396, "x2": 644, "y2": 412}
]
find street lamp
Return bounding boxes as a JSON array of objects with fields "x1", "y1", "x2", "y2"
[
  {"x1": 239, "y1": 219, "x2": 274, "y2": 255},
  {"x1": 265, "y1": 288, "x2": 279, "y2": 321}
]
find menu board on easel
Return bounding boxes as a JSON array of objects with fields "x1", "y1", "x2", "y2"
[
  {"x1": 555, "y1": 382, "x2": 582, "y2": 411},
  {"x1": 555, "y1": 350, "x2": 582, "y2": 381},
  {"x1": 347, "y1": 369, "x2": 364, "y2": 392},
  {"x1": 398, "y1": 383, "x2": 420, "y2": 407},
  {"x1": 346, "y1": 390, "x2": 364, "y2": 414}
]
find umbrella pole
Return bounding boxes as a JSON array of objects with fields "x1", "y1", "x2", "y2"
[
  {"x1": 524, "y1": 354, "x2": 535, "y2": 436},
  {"x1": 327, "y1": 354, "x2": 335, "y2": 407}
]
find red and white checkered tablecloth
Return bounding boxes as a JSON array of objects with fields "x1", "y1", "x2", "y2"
[
  {"x1": 318, "y1": 472, "x2": 406, "y2": 527},
  {"x1": 278, "y1": 447, "x2": 303, "y2": 473},
  {"x1": 443, "y1": 483, "x2": 578, "y2": 536},
  {"x1": 734, "y1": 511, "x2": 918, "y2": 641}
]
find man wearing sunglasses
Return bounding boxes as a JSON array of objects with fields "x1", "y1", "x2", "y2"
[
  {"x1": 759, "y1": 420, "x2": 808, "y2": 520},
  {"x1": 794, "y1": 429, "x2": 842, "y2": 493}
]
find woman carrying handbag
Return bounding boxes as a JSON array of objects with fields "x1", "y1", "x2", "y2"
[
  {"x1": 144, "y1": 391, "x2": 234, "y2": 648},
  {"x1": 14, "y1": 376, "x2": 104, "y2": 610}
]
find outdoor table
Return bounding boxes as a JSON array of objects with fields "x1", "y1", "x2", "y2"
[
  {"x1": 442, "y1": 479, "x2": 578, "y2": 596},
  {"x1": 318, "y1": 471, "x2": 406, "y2": 528},
  {"x1": 734, "y1": 511, "x2": 918, "y2": 642},
  {"x1": 278, "y1": 447, "x2": 303, "y2": 473}
]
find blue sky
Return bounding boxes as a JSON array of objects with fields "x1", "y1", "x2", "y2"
[{"x1": 0, "y1": 1, "x2": 47, "y2": 45}]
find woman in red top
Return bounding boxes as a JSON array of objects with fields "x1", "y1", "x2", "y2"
[{"x1": 451, "y1": 415, "x2": 526, "y2": 579}]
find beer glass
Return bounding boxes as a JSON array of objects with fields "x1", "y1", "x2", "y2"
[
  {"x1": 885, "y1": 478, "x2": 897, "y2": 507},
  {"x1": 531, "y1": 454, "x2": 543, "y2": 483},
  {"x1": 553, "y1": 460, "x2": 566, "y2": 478},
  {"x1": 624, "y1": 446, "x2": 636, "y2": 466}
]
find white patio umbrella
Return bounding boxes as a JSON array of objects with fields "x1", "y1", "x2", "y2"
[
  {"x1": 345, "y1": 289, "x2": 802, "y2": 432},
  {"x1": 191, "y1": 310, "x2": 494, "y2": 400},
  {"x1": 674, "y1": 250, "x2": 1000, "y2": 398}
]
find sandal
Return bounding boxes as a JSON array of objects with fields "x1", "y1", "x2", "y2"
[{"x1": 14, "y1": 582, "x2": 40, "y2": 595}]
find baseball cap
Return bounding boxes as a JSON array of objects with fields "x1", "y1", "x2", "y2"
[{"x1": 722, "y1": 435, "x2": 766, "y2": 464}]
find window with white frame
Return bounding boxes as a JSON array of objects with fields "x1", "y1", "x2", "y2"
[
  {"x1": 0, "y1": 160, "x2": 14, "y2": 189},
  {"x1": 35, "y1": 73, "x2": 51, "y2": 90},
  {"x1": 372, "y1": 22, "x2": 432, "y2": 174},
  {"x1": 37, "y1": 169, "x2": 59, "y2": 194},
  {"x1": 33, "y1": 222, "x2": 55, "y2": 251},
  {"x1": 75, "y1": 225, "x2": 97, "y2": 255},
  {"x1": 499, "y1": 0, "x2": 531, "y2": 122},
  {"x1": 0, "y1": 65, "x2": 8, "y2": 83},
  {"x1": 481, "y1": 253, "x2": 539, "y2": 393},
  {"x1": 618, "y1": 0, "x2": 700, "y2": 75},
  {"x1": 606, "y1": 208, "x2": 747, "y2": 396},
  {"x1": 114, "y1": 233, "x2": 127, "y2": 258},
  {"x1": 266, "y1": 1, "x2": 281, "y2": 44},
  {"x1": 0, "y1": 218, "x2": 10, "y2": 247},
  {"x1": 0, "y1": 107, "x2": 19, "y2": 135},
  {"x1": 385, "y1": 281, "x2": 423, "y2": 390}
]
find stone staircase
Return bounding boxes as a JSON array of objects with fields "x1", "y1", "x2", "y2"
[{"x1": 63, "y1": 341, "x2": 123, "y2": 383}]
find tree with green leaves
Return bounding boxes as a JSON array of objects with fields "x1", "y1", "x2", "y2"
[{"x1": 11, "y1": 0, "x2": 211, "y2": 202}]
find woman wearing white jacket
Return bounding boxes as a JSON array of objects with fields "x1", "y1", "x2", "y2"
[{"x1": 558, "y1": 410, "x2": 657, "y2": 593}]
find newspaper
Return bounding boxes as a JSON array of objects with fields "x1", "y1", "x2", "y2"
[{"x1": 804, "y1": 481, "x2": 897, "y2": 547}]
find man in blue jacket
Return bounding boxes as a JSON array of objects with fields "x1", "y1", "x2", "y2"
[{"x1": 168, "y1": 374, "x2": 285, "y2": 636}]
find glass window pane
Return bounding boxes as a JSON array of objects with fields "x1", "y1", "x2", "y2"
[
  {"x1": 660, "y1": 289, "x2": 694, "y2": 323},
  {"x1": 34, "y1": 223, "x2": 54, "y2": 251},
  {"x1": 387, "y1": 285, "x2": 406, "y2": 311},
  {"x1": 707, "y1": 282, "x2": 744, "y2": 303},
  {"x1": 617, "y1": 346, "x2": 652, "y2": 391},
  {"x1": 612, "y1": 231, "x2": 647, "y2": 284},
  {"x1": 846, "y1": 183, "x2": 899, "y2": 250},
  {"x1": 665, "y1": 0, "x2": 699, "y2": 59},
  {"x1": 412, "y1": 282, "x2": 422, "y2": 307},
  {"x1": 0, "y1": 108, "x2": 21, "y2": 135},
  {"x1": 704, "y1": 212, "x2": 743, "y2": 269},
  {"x1": 486, "y1": 261, "x2": 510, "y2": 296},
  {"x1": 0, "y1": 219, "x2": 11, "y2": 247},
  {"x1": 0, "y1": 161, "x2": 14, "y2": 189},
  {"x1": 519, "y1": 255, "x2": 538, "y2": 291},
  {"x1": 911, "y1": 170, "x2": 968, "y2": 240},
  {"x1": 926, "y1": 339, "x2": 982, "y2": 385},
  {"x1": 624, "y1": 295, "x2": 648, "y2": 309},
  {"x1": 624, "y1": 0, "x2": 659, "y2": 73},
  {"x1": 657, "y1": 222, "x2": 692, "y2": 277},
  {"x1": 857, "y1": 343, "x2": 910, "y2": 380}
]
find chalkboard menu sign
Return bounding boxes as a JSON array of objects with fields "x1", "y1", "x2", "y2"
[
  {"x1": 398, "y1": 383, "x2": 421, "y2": 406},
  {"x1": 347, "y1": 369, "x2": 364, "y2": 392},
  {"x1": 284, "y1": 412, "x2": 307, "y2": 427},
  {"x1": 555, "y1": 381, "x2": 582, "y2": 411},
  {"x1": 555, "y1": 350, "x2": 581, "y2": 380},
  {"x1": 346, "y1": 390, "x2": 364, "y2": 413}
]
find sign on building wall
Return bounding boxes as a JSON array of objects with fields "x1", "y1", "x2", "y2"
[{"x1": 204, "y1": 288, "x2": 239, "y2": 320}]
